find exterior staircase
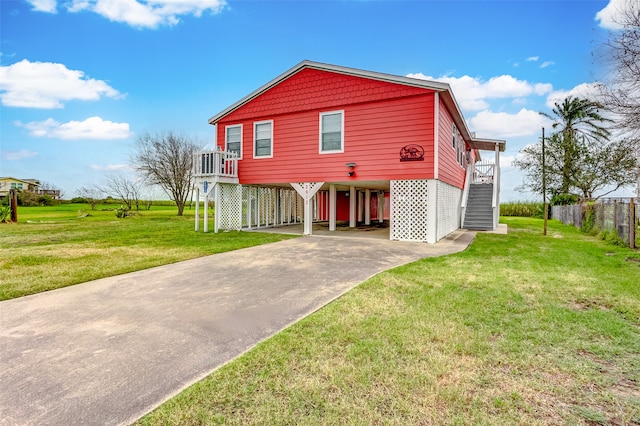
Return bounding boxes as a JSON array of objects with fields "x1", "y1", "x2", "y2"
[{"x1": 463, "y1": 183, "x2": 494, "y2": 230}]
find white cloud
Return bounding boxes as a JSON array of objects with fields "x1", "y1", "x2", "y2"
[
  {"x1": 526, "y1": 56, "x2": 540, "y2": 62},
  {"x1": 17, "y1": 116, "x2": 133, "y2": 140},
  {"x1": 545, "y1": 82, "x2": 603, "y2": 108},
  {"x1": 90, "y1": 164, "x2": 129, "y2": 171},
  {"x1": 26, "y1": 0, "x2": 57, "y2": 13},
  {"x1": 595, "y1": 0, "x2": 630, "y2": 30},
  {"x1": 66, "y1": 0, "x2": 226, "y2": 28},
  {"x1": 0, "y1": 60, "x2": 122, "y2": 109},
  {"x1": 468, "y1": 108, "x2": 552, "y2": 138},
  {"x1": 540, "y1": 61, "x2": 555, "y2": 69},
  {"x1": 407, "y1": 72, "x2": 553, "y2": 111},
  {"x1": 500, "y1": 154, "x2": 517, "y2": 168},
  {"x1": 1, "y1": 149, "x2": 38, "y2": 161}
]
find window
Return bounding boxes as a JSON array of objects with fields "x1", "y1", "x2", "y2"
[
  {"x1": 320, "y1": 111, "x2": 344, "y2": 153},
  {"x1": 10, "y1": 183, "x2": 23, "y2": 189},
  {"x1": 452, "y1": 123, "x2": 457, "y2": 148},
  {"x1": 254, "y1": 120, "x2": 273, "y2": 158},
  {"x1": 225, "y1": 125, "x2": 242, "y2": 158}
]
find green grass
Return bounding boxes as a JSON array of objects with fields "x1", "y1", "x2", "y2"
[
  {"x1": 137, "y1": 217, "x2": 640, "y2": 425},
  {"x1": 0, "y1": 204, "x2": 297, "y2": 300}
]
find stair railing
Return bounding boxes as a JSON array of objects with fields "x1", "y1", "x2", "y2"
[{"x1": 460, "y1": 162, "x2": 473, "y2": 227}]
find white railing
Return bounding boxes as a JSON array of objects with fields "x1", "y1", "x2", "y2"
[
  {"x1": 193, "y1": 150, "x2": 239, "y2": 178},
  {"x1": 460, "y1": 162, "x2": 473, "y2": 227},
  {"x1": 472, "y1": 161, "x2": 495, "y2": 184}
]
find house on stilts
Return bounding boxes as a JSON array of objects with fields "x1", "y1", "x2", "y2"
[{"x1": 193, "y1": 61, "x2": 505, "y2": 243}]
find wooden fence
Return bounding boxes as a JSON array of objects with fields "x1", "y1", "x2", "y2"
[{"x1": 551, "y1": 198, "x2": 638, "y2": 249}]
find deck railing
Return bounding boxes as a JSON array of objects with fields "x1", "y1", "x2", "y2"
[
  {"x1": 193, "y1": 150, "x2": 239, "y2": 178},
  {"x1": 471, "y1": 161, "x2": 495, "y2": 184}
]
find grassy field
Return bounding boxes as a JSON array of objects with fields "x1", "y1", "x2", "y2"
[
  {"x1": 0, "y1": 203, "x2": 296, "y2": 300},
  {"x1": 136, "y1": 217, "x2": 640, "y2": 425}
]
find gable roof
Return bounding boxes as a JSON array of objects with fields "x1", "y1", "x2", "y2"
[
  {"x1": 209, "y1": 60, "x2": 504, "y2": 152},
  {"x1": 0, "y1": 177, "x2": 38, "y2": 185}
]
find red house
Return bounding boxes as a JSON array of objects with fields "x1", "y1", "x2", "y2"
[{"x1": 193, "y1": 61, "x2": 505, "y2": 243}]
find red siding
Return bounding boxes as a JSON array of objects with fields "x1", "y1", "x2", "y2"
[
  {"x1": 223, "y1": 68, "x2": 429, "y2": 122},
  {"x1": 437, "y1": 96, "x2": 467, "y2": 189},
  {"x1": 216, "y1": 69, "x2": 437, "y2": 184}
]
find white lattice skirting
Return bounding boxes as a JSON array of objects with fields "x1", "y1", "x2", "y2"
[
  {"x1": 217, "y1": 183, "x2": 243, "y2": 230},
  {"x1": 390, "y1": 179, "x2": 462, "y2": 243},
  {"x1": 436, "y1": 181, "x2": 462, "y2": 241},
  {"x1": 390, "y1": 179, "x2": 432, "y2": 242}
]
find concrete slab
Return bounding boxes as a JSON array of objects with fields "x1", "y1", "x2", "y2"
[{"x1": 0, "y1": 230, "x2": 475, "y2": 426}]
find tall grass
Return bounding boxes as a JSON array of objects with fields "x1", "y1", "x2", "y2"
[{"x1": 500, "y1": 201, "x2": 543, "y2": 218}]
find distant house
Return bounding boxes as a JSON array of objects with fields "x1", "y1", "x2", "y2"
[
  {"x1": 0, "y1": 177, "x2": 61, "y2": 200},
  {"x1": 192, "y1": 61, "x2": 505, "y2": 243}
]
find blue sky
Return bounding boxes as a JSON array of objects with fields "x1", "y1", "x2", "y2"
[{"x1": 0, "y1": 0, "x2": 631, "y2": 200}]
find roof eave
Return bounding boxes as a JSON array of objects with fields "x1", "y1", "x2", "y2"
[{"x1": 469, "y1": 138, "x2": 506, "y2": 152}]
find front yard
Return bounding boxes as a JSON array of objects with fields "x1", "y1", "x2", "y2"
[{"x1": 137, "y1": 217, "x2": 640, "y2": 425}]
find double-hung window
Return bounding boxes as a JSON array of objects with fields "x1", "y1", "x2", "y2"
[
  {"x1": 320, "y1": 111, "x2": 344, "y2": 153},
  {"x1": 225, "y1": 125, "x2": 242, "y2": 158},
  {"x1": 254, "y1": 120, "x2": 273, "y2": 158}
]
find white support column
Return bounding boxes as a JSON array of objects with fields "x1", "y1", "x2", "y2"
[
  {"x1": 214, "y1": 183, "x2": 220, "y2": 233},
  {"x1": 364, "y1": 189, "x2": 371, "y2": 225},
  {"x1": 290, "y1": 182, "x2": 325, "y2": 235},
  {"x1": 246, "y1": 188, "x2": 252, "y2": 229},
  {"x1": 329, "y1": 184, "x2": 337, "y2": 231},
  {"x1": 204, "y1": 193, "x2": 209, "y2": 233},
  {"x1": 426, "y1": 180, "x2": 438, "y2": 243},
  {"x1": 357, "y1": 191, "x2": 364, "y2": 223},
  {"x1": 378, "y1": 190, "x2": 384, "y2": 223},
  {"x1": 349, "y1": 186, "x2": 356, "y2": 228},
  {"x1": 195, "y1": 187, "x2": 200, "y2": 232}
]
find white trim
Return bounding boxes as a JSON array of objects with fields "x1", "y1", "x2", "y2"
[
  {"x1": 225, "y1": 124, "x2": 243, "y2": 160},
  {"x1": 434, "y1": 92, "x2": 439, "y2": 180},
  {"x1": 319, "y1": 110, "x2": 345, "y2": 154},
  {"x1": 253, "y1": 120, "x2": 273, "y2": 159}
]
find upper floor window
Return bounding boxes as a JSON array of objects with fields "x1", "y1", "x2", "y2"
[
  {"x1": 11, "y1": 183, "x2": 23, "y2": 189},
  {"x1": 254, "y1": 120, "x2": 273, "y2": 158},
  {"x1": 225, "y1": 125, "x2": 242, "y2": 158},
  {"x1": 320, "y1": 110, "x2": 344, "y2": 153},
  {"x1": 452, "y1": 123, "x2": 457, "y2": 149}
]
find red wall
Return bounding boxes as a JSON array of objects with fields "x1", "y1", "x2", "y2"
[
  {"x1": 437, "y1": 96, "x2": 468, "y2": 189},
  {"x1": 215, "y1": 68, "x2": 437, "y2": 184}
]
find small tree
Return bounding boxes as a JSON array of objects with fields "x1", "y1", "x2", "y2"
[
  {"x1": 76, "y1": 185, "x2": 103, "y2": 210},
  {"x1": 100, "y1": 174, "x2": 142, "y2": 211},
  {"x1": 132, "y1": 132, "x2": 199, "y2": 216}
]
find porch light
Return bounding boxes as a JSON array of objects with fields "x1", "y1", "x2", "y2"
[{"x1": 346, "y1": 162, "x2": 356, "y2": 177}]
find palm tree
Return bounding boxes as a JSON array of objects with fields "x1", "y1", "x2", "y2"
[{"x1": 540, "y1": 96, "x2": 612, "y2": 194}]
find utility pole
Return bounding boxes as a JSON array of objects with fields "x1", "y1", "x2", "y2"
[{"x1": 542, "y1": 127, "x2": 548, "y2": 236}]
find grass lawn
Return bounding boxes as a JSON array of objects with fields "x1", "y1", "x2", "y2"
[
  {"x1": 0, "y1": 203, "x2": 297, "y2": 300},
  {"x1": 137, "y1": 217, "x2": 640, "y2": 425}
]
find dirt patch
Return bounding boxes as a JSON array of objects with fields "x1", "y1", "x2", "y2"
[
  {"x1": 569, "y1": 299, "x2": 612, "y2": 312},
  {"x1": 611, "y1": 378, "x2": 640, "y2": 399}
]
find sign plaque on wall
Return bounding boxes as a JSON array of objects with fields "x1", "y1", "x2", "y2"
[{"x1": 399, "y1": 144, "x2": 425, "y2": 162}]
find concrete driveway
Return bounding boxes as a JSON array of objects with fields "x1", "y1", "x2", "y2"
[{"x1": 0, "y1": 231, "x2": 475, "y2": 426}]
